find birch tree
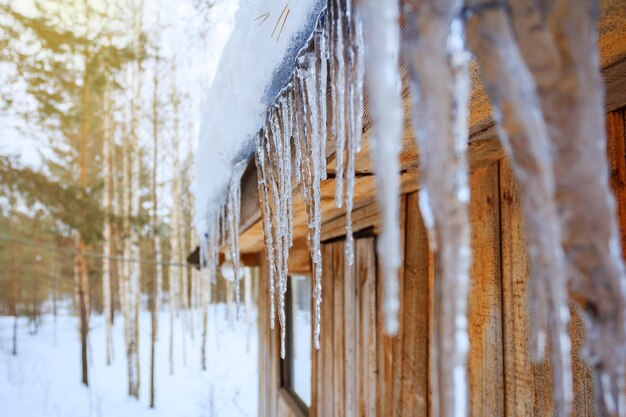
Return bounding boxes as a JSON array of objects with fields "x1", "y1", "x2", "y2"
[
  {"x1": 149, "y1": 38, "x2": 163, "y2": 409},
  {"x1": 102, "y1": 85, "x2": 114, "y2": 366}
]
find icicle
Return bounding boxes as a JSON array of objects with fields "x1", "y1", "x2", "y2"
[
  {"x1": 254, "y1": 96, "x2": 296, "y2": 358},
  {"x1": 275, "y1": 104, "x2": 291, "y2": 359},
  {"x1": 344, "y1": 0, "x2": 365, "y2": 266},
  {"x1": 317, "y1": 27, "x2": 329, "y2": 181},
  {"x1": 361, "y1": 0, "x2": 403, "y2": 336},
  {"x1": 269, "y1": 107, "x2": 286, "y2": 357},
  {"x1": 403, "y1": 2, "x2": 471, "y2": 416},
  {"x1": 226, "y1": 160, "x2": 246, "y2": 319},
  {"x1": 508, "y1": 2, "x2": 626, "y2": 414},
  {"x1": 255, "y1": 132, "x2": 277, "y2": 331},
  {"x1": 332, "y1": 0, "x2": 347, "y2": 207},
  {"x1": 288, "y1": 88, "x2": 302, "y2": 189},
  {"x1": 251, "y1": 2, "x2": 364, "y2": 351},
  {"x1": 294, "y1": 51, "x2": 325, "y2": 350},
  {"x1": 464, "y1": 2, "x2": 573, "y2": 415},
  {"x1": 206, "y1": 209, "x2": 220, "y2": 286}
]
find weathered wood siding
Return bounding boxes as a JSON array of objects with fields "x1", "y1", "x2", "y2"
[{"x1": 258, "y1": 107, "x2": 626, "y2": 417}]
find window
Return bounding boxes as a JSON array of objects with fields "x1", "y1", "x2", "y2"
[{"x1": 281, "y1": 274, "x2": 312, "y2": 409}]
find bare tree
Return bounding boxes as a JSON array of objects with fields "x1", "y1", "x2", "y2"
[{"x1": 102, "y1": 85, "x2": 115, "y2": 366}]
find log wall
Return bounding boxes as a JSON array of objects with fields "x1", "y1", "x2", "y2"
[{"x1": 258, "y1": 107, "x2": 626, "y2": 417}]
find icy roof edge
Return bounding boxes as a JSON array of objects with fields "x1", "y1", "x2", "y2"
[
  {"x1": 193, "y1": 1, "x2": 325, "y2": 233},
  {"x1": 217, "y1": 9, "x2": 326, "y2": 218}
]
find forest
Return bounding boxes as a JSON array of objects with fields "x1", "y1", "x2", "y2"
[{"x1": 0, "y1": 1, "x2": 257, "y2": 415}]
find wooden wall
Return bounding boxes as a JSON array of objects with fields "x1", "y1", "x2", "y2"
[{"x1": 258, "y1": 107, "x2": 626, "y2": 417}]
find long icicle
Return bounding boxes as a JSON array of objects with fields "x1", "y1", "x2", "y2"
[
  {"x1": 226, "y1": 160, "x2": 247, "y2": 319},
  {"x1": 296, "y1": 52, "x2": 324, "y2": 350},
  {"x1": 403, "y1": 2, "x2": 471, "y2": 416},
  {"x1": 255, "y1": 131, "x2": 278, "y2": 331},
  {"x1": 254, "y1": 99, "x2": 295, "y2": 358},
  {"x1": 332, "y1": 0, "x2": 347, "y2": 207},
  {"x1": 464, "y1": 2, "x2": 572, "y2": 415},
  {"x1": 344, "y1": 0, "x2": 365, "y2": 266},
  {"x1": 509, "y1": 2, "x2": 626, "y2": 414},
  {"x1": 361, "y1": 0, "x2": 404, "y2": 336}
]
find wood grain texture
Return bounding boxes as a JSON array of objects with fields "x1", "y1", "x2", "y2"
[
  {"x1": 467, "y1": 161, "x2": 505, "y2": 417},
  {"x1": 499, "y1": 158, "x2": 597, "y2": 417},
  {"x1": 311, "y1": 262, "x2": 319, "y2": 417},
  {"x1": 259, "y1": 105, "x2": 626, "y2": 417},
  {"x1": 401, "y1": 192, "x2": 431, "y2": 416},
  {"x1": 344, "y1": 241, "x2": 358, "y2": 417},
  {"x1": 320, "y1": 243, "x2": 335, "y2": 417},
  {"x1": 258, "y1": 256, "x2": 271, "y2": 417},
  {"x1": 499, "y1": 158, "x2": 535, "y2": 417},
  {"x1": 333, "y1": 242, "x2": 346, "y2": 417},
  {"x1": 607, "y1": 109, "x2": 626, "y2": 258},
  {"x1": 376, "y1": 196, "x2": 407, "y2": 417},
  {"x1": 356, "y1": 238, "x2": 377, "y2": 417}
]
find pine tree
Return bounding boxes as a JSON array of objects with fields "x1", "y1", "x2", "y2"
[{"x1": 0, "y1": 1, "x2": 135, "y2": 386}]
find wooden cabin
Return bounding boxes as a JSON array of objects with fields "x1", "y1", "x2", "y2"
[{"x1": 195, "y1": 2, "x2": 626, "y2": 416}]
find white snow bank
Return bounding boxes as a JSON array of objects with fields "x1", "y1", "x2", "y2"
[
  {"x1": 0, "y1": 308, "x2": 258, "y2": 417},
  {"x1": 192, "y1": 0, "x2": 325, "y2": 230}
]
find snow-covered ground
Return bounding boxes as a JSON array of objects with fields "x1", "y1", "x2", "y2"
[{"x1": 0, "y1": 305, "x2": 258, "y2": 417}]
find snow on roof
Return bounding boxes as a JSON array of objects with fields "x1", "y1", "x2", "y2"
[{"x1": 192, "y1": 0, "x2": 325, "y2": 230}]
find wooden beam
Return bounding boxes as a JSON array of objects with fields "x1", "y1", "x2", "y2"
[
  {"x1": 240, "y1": 157, "x2": 261, "y2": 233},
  {"x1": 287, "y1": 238, "x2": 311, "y2": 274},
  {"x1": 467, "y1": 162, "x2": 505, "y2": 416},
  {"x1": 186, "y1": 246, "x2": 260, "y2": 268}
]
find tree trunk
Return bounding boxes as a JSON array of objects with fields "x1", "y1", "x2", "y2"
[
  {"x1": 12, "y1": 315, "x2": 17, "y2": 356},
  {"x1": 150, "y1": 293, "x2": 156, "y2": 408},
  {"x1": 169, "y1": 63, "x2": 182, "y2": 372},
  {"x1": 10, "y1": 224, "x2": 19, "y2": 356},
  {"x1": 103, "y1": 87, "x2": 114, "y2": 366},
  {"x1": 150, "y1": 47, "x2": 162, "y2": 408},
  {"x1": 77, "y1": 36, "x2": 92, "y2": 387},
  {"x1": 74, "y1": 243, "x2": 90, "y2": 386}
]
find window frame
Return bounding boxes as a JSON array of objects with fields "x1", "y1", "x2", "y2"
[{"x1": 279, "y1": 275, "x2": 311, "y2": 416}]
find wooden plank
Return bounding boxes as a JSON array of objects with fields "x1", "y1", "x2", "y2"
[
  {"x1": 604, "y1": 58, "x2": 626, "y2": 113},
  {"x1": 322, "y1": 201, "x2": 380, "y2": 242},
  {"x1": 311, "y1": 267, "x2": 319, "y2": 417},
  {"x1": 344, "y1": 238, "x2": 358, "y2": 417},
  {"x1": 400, "y1": 191, "x2": 431, "y2": 416},
  {"x1": 333, "y1": 241, "x2": 346, "y2": 417},
  {"x1": 258, "y1": 256, "x2": 270, "y2": 417},
  {"x1": 288, "y1": 238, "x2": 311, "y2": 274},
  {"x1": 320, "y1": 243, "x2": 335, "y2": 417},
  {"x1": 394, "y1": 196, "x2": 408, "y2": 415},
  {"x1": 467, "y1": 161, "x2": 505, "y2": 417},
  {"x1": 428, "y1": 250, "x2": 436, "y2": 417},
  {"x1": 500, "y1": 158, "x2": 598, "y2": 417},
  {"x1": 607, "y1": 108, "x2": 626, "y2": 256},
  {"x1": 570, "y1": 307, "x2": 596, "y2": 417},
  {"x1": 376, "y1": 233, "x2": 385, "y2": 417},
  {"x1": 277, "y1": 390, "x2": 308, "y2": 417},
  {"x1": 240, "y1": 158, "x2": 261, "y2": 233},
  {"x1": 186, "y1": 247, "x2": 259, "y2": 268},
  {"x1": 357, "y1": 238, "x2": 377, "y2": 417},
  {"x1": 320, "y1": 172, "x2": 420, "y2": 242},
  {"x1": 499, "y1": 158, "x2": 535, "y2": 417},
  {"x1": 270, "y1": 276, "x2": 280, "y2": 417},
  {"x1": 375, "y1": 196, "x2": 407, "y2": 417}
]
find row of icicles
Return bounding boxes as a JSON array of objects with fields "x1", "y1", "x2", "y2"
[{"x1": 201, "y1": 0, "x2": 626, "y2": 416}]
